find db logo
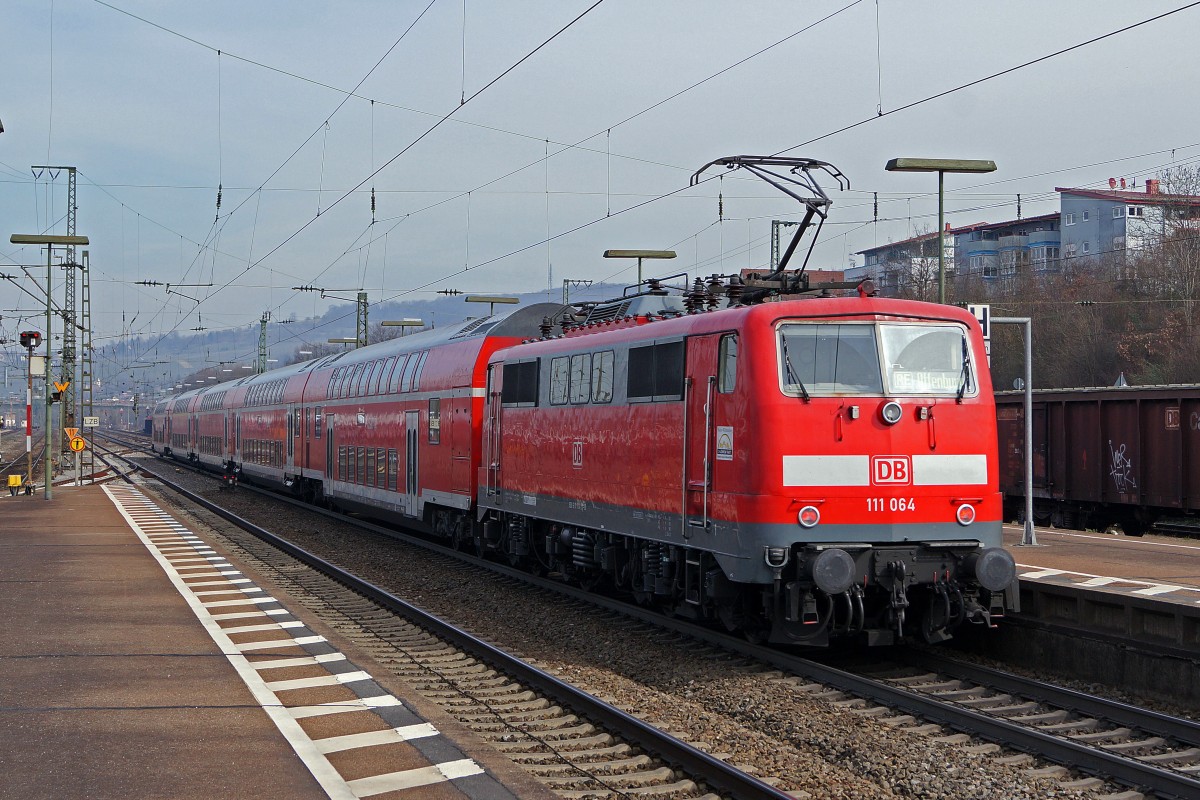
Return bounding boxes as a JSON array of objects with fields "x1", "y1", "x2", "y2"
[
  {"x1": 572, "y1": 440, "x2": 584, "y2": 469},
  {"x1": 871, "y1": 456, "x2": 911, "y2": 485}
]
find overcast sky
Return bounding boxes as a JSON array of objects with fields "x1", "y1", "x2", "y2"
[{"x1": 4, "y1": 0, "x2": 1200, "y2": 375}]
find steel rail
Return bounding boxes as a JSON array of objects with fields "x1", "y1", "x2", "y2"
[{"x1": 101, "y1": 443, "x2": 795, "y2": 800}]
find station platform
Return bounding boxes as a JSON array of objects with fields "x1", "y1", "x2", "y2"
[
  {"x1": 1001, "y1": 522, "x2": 1200, "y2": 606},
  {"x1": 0, "y1": 481, "x2": 555, "y2": 800}
]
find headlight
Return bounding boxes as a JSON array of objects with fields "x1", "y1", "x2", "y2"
[
  {"x1": 880, "y1": 401, "x2": 903, "y2": 425},
  {"x1": 797, "y1": 505, "x2": 820, "y2": 528},
  {"x1": 956, "y1": 503, "x2": 976, "y2": 526}
]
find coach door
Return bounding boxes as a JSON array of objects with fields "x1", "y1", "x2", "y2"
[
  {"x1": 684, "y1": 335, "x2": 719, "y2": 531},
  {"x1": 325, "y1": 414, "x2": 335, "y2": 479},
  {"x1": 405, "y1": 409, "x2": 420, "y2": 517},
  {"x1": 484, "y1": 365, "x2": 501, "y2": 498},
  {"x1": 286, "y1": 404, "x2": 296, "y2": 469}
]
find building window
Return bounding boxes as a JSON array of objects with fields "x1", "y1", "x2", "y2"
[
  {"x1": 1113, "y1": 206, "x2": 1125, "y2": 218},
  {"x1": 1064, "y1": 213, "x2": 1076, "y2": 225},
  {"x1": 1082, "y1": 210, "x2": 1090, "y2": 222},
  {"x1": 1082, "y1": 242, "x2": 1090, "y2": 253},
  {"x1": 1113, "y1": 236, "x2": 1125, "y2": 250},
  {"x1": 1128, "y1": 206, "x2": 1143, "y2": 217}
]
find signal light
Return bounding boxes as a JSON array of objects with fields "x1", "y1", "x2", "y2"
[{"x1": 20, "y1": 330, "x2": 41, "y2": 348}]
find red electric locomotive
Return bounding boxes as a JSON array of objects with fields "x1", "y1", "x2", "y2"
[
  {"x1": 476, "y1": 282, "x2": 1016, "y2": 646},
  {"x1": 150, "y1": 155, "x2": 1017, "y2": 646}
]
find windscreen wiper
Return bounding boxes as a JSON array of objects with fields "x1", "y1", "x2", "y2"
[
  {"x1": 956, "y1": 337, "x2": 972, "y2": 402},
  {"x1": 781, "y1": 339, "x2": 811, "y2": 402}
]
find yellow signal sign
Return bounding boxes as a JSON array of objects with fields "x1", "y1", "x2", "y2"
[
  {"x1": 64, "y1": 427, "x2": 79, "y2": 439},
  {"x1": 69, "y1": 437, "x2": 86, "y2": 452},
  {"x1": 54, "y1": 381, "x2": 70, "y2": 393}
]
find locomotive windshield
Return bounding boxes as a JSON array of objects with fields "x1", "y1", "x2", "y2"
[
  {"x1": 879, "y1": 324, "x2": 975, "y2": 396},
  {"x1": 777, "y1": 322, "x2": 975, "y2": 397}
]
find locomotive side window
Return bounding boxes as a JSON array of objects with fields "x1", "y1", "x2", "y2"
[
  {"x1": 718, "y1": 334, "x2": 738, "y2": 393},
  {"x1": 549, "y1": 357, "x2": 570, "y2": 405},
  {"x1": 628, "y1": 341, "x2": 684, "y2": 402},
  {"x1": 778, "y1": 324, "x2": 883, "y2": 395},
  {"x1": 592, "y1": 351, "x2": 614, "y2": 403},
  {"x1": 501, "y1": 360, "x2": 539, "y2": 407},
  {"x1": 569, "y1": 354, "x2": 591, "y2": 404},
  {"x1": 879, "y1": 324, "x2": 975, "y2": 396}
]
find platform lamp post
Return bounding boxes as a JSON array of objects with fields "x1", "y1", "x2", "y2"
[
  {"x1": 381, "y1": 319, "x2": 424, "y2": 336},
  {"x1": 465, "y1": 296, "x2": 519, "y2": 316},
  {"x1": 602, "y1": 249, "x2": 676, "y2": 285},
  {"x1": 11, "y1": 233, "x2": 89, "y2": 500},
  {"x1": 884, "y1": 159, "x2": 996, "y2": 304},
  {"x1": 19, "y1": 330, "x2": 41, "y2": 495}
]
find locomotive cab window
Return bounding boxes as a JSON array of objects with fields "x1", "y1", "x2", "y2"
[
  {"x1": 718, "y1": 334, "x2": 738, "y2": 393},
  {"x1": 879, "y1": 324, "x2": 976, "y2": 396},
  {"x1": 778, "y1": 324, "x2": 883, "y2": 396}
]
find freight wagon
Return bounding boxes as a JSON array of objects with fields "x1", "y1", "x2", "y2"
[{"x1": 995, "y1": 385, "x2": 1200, "y2": 535}]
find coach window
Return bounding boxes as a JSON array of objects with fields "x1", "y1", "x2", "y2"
[
  {"x1": 569, "y1": 354, "x2": 591, "y2": 404},
  {"x1": 396, "y1": 357, "x2": 415, "y2": 393},
  {"x1": 400, "y1": 354, "x2": 418, "y2": 392},
  {"x1": 356, "y1": 363, "x2": 372, "y2": 396},
  {"x1": 376, "y1": 448, "x2": 387, "y2": 486},
  {"x1": 428, "y1": 398, "x2": 441, "y2": 444},
  {"x1": 549, "y1": 357, "x2": 570, "y2": 405},
  {"x1": 366, "y1": 448, "x2": 377, "y2": 486},
  {"x1": 387, "y1": 449, "x2": 398, "y2": 491},
  {"x1": 718, "y1": 334, "x2": 738, "y2": 393},
  {"x1": 591, "y1": 351, "x2": 614, "y2": 403},
  {"x1": 379, "y1": 356, "x2": 397, "y2": 394},
  {"x1": 314, "y1": 406, "x2": 323, "y2": 438},
  {"x1": 412, "y1": 351, "x2": 429, "y2": 391},
  {"x1": 357, "y1": 447, "x2": 366, "y2": 484}
]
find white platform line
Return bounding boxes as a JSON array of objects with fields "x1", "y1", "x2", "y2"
[
  {"x1": 265, "y1": 670, "x2": 373, "y2": 692},
  {"x1": 347, "y1": 759, "x2": 484, "y2": 797},
  {"x1": 250, "y1": 653, "x2": 347, "y2": 671},
  {"x1": 210, "y1": 608, "x2": 289, "y2": 621},
  {"x1": 1019, "y1": 569, "x2": 1066, "y2": 579},
  {"x1": 288, "y1": 695, "x2": 403, "y2": 719},
  {"x1": 188, "y1": 578, "x2": 253, "y2": 588},
  {"x1": 314, "y1": 724, "x2": 439, "y2": 755},
  {"x1": 235, "y1": 635, "x2": 326, "y2": 652},
  {"x1": 201, "y1": 596, "x2": 279, "y2": 609},
  {"x1": 1132, "y1": 584, "x2": 1186, "y2": 596},
  {"x1": 223, "y1": 620, "x2": 306, "y2": 635}
]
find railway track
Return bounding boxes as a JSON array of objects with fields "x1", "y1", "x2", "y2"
[
  {"x1": 99, "y1": 434, "x2": 1200, "y2": 798},
  {"x1": 94, "y1": 438, "x2": 790, "y2": 800}
]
